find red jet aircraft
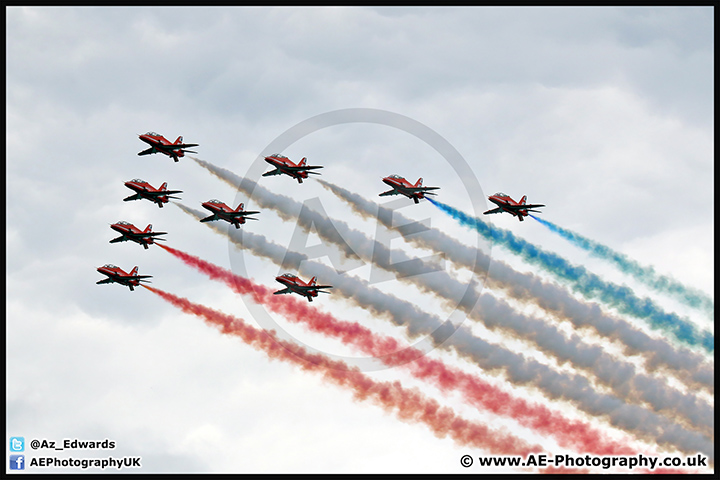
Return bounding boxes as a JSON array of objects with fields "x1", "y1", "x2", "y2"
[
  {"x1": 263, "y1": 154, "x2": 323, "y2": 183},
  {"x1": 483, "y1": 193, "x2": 545, "y2": 222},
  {"x1": 200, "y1": 200, "x2": 259, "y2": 228},
  {"x1": 123, "y1": 179, "x2": 182, "y2": 208},
  {"x1": 138, "y1": 131, "x2": 198, "y2": 162},
  {"x1": 273, "y1": 273, "x2": 333, "y2": 302},
  {"x1": 96, "y1": 264, "x2": 152, "y2": 291},
  {"x1": 379, "y1": 174, "x2": 440, "y2": 204},
  {"x1": 109, "y1": 221, "x2": 167, "y2": 249}
]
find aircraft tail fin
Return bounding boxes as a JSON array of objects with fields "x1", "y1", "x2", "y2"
[
  {"x1": 175, "y1": 136, "x2": 183, "y2": 144},
  {"x1": 415, "y1": 178, "x2": 423, "y2": 188},
  {"x1": 130, "y1": 266, "x2": 139, "y2": 276},
  {"x1": 160, "y1": 182, "x2": 168, "y2": 191},
  {"x1": 299, "y1": 157, "x2": 307, "y2": 166},
  {"x1": 310, "y1": 276, "x2": 317, "y2": 286},
  {"x1": 144, "y1": 224, "x2": 153, "y2": 234},
  {"x1": 520, "y1": 195, "x2": 527, "y2": 205},
  {"x1": 236, "y1": 203, "x2": 245, "y2": 212}
]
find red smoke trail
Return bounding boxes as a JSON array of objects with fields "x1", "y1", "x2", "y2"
[
  {"x1": 156, "y1": 244, "x2": 641, "y2": 458},
  {"x1": 141, "y1": 284, "x2": 546, "y2": 468}
]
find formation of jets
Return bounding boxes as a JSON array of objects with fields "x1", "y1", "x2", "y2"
[
  {"x1": 483, "y1": 192, "x2": 545, "y2": 221},
  {"x1": 274, "y1": 273, "x2": 333, "y2": 302},
  {"x1": 200, "y1": 199, "x2": 260, "y2": 229},
  {"x1": 98, "y1": 131, "x2": 545, "y2": 298}
]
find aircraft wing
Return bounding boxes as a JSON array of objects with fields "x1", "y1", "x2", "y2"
[
  {"x1": 138, "y1": 147, "x2": 155, "y2": 156},
  {"x1": 483, "y1": 207, "x2": 503, "y2": 215},
  {"x1": 503, "y1": 203, "x2": 545, "y2": 211},
  {"x1": 273, "y1": 287, "x2": 292, "y2": 295},
  {"x1": 200, "y1": 215, "x2": 217, "y2": 223},
  {"x1": 262, "y1": 169, "x2": 282, "y2": 177},
  {"x1": 226, "y1": 211, "x2": 260, "y2": 218},
  {"x1": 283, "y1": 165, "x2": 324, "y2": 171},
  {"x1": 115, "y1": 232, "x2": 166, "y2": 241},
  {"x1": 385, "y1": 186, "x2": 439, "y2": 197},
  {"x1": 143, "y1": 189, "x2": 182, "y2": 197},
  {"x1": 96, "y1": 278, "x2": 115, "y2": 285},
  {"x1": 292, "y1": 285, "x2": 333, "y2": 291},
  {"x1": 406, "y1": 186, "x2": 440, "y2": 193}
]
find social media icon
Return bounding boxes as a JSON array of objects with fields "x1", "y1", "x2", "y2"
[
  {"x1": 9, "y1": 454, "x2": 25, "y2": 470},
  {"x1": 10, "y1": 437, "x2": 25, "y2": 452}
]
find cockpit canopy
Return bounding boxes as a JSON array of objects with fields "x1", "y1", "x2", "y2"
[
  {"x1": 387, "y1": 174, "x2": 404, "y2": 179},
  {"x1": 492, "y1": 192, "x2": 509, "y2": 198},
  {"x1": 270, "y1": 153, "x2": 288, "y2": 159},
  {"x1": 281, "y1": 273, "x2": 298, "y2": 279},
  {"x1": 129, "y1": 178, "x2": 146, "y2": 183},
  {"x1": 144, "y1": 131, "x2": 160, "y2": 136},
  {"x1": 116, "y1": 221, "x2": 132, "y2": 226},
  {"x1": 102, "y1": 264, "x2": 118, "y2": 269},
  {"x1": 207, "y1": 199, "x2": 223, "y2": 204}
]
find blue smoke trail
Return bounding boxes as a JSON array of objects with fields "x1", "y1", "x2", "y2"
[
  {"x1": 427, "y1": 198, "x2": 713, "y2": 354},
  {"x1": 529, "y1": 215, "x2": 714, "y2": 320}
]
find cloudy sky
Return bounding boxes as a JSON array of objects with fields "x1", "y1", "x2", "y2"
[{"x1": 6, "y1": 6, "x2": 713, "y2": 473}]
